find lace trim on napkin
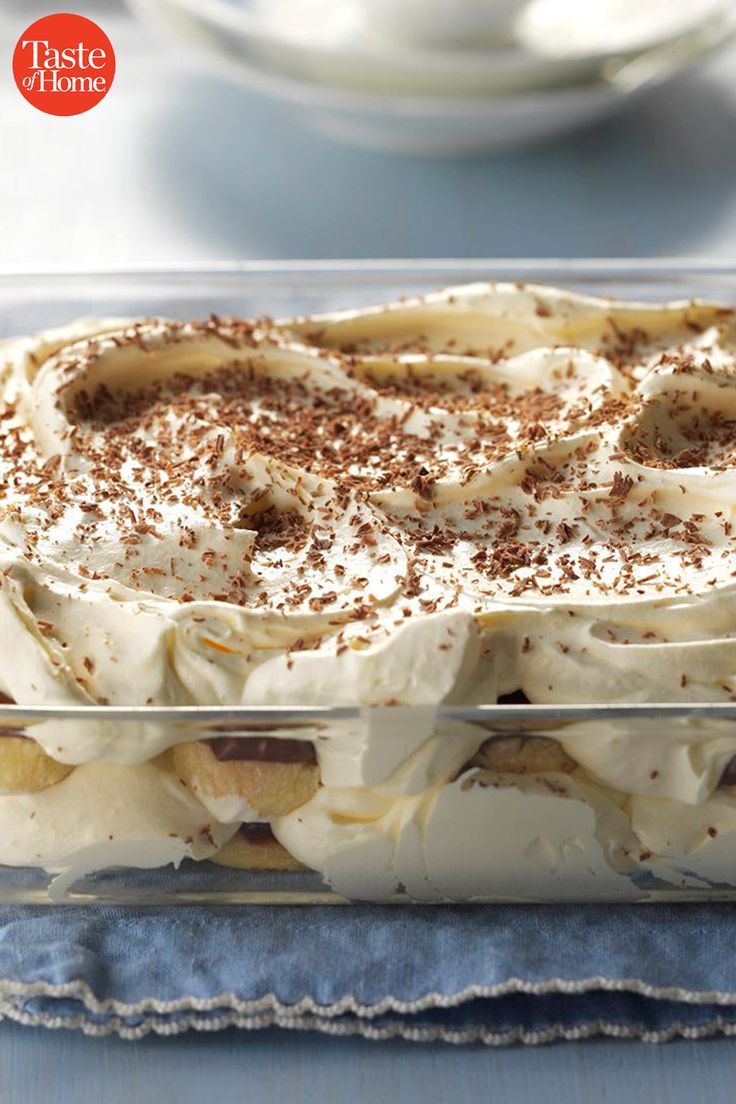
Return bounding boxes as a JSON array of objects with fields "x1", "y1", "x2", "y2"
[{"x1": 1, "y1": 975, "x2": 736, "y2": 1042}]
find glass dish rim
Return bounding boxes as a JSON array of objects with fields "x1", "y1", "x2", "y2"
[
  {"x1": 3, "y1": 257, "x2": 736, "y2": 722},
  {"x1": 2, "y1": 704, "x2": 736, "y2": 721},
  {"x1": 5, "y1": 256, "x2": 736, "y2": 279}
]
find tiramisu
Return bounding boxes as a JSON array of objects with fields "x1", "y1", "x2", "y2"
[{"x1": 1, "y1": 281, "x2": 736, "y2": 899}]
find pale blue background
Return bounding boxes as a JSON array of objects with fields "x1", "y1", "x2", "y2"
[
  {"x1": 2, "y1": 1, "x2": 736, "y2": 1099},
  {"x1": 3, "y1": 1023, "x2": 733, "y2": 1104},
  {"x1": 1, "y1": 0, "x2": 736, "y2": 265}
]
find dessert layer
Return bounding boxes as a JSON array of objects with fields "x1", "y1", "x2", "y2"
[
  {"x1": 1, "y1": 281, "x2": 736, "y2": 897},
  {"x1": 1, "y1": 282, "x2": 735, "y2": 728}
]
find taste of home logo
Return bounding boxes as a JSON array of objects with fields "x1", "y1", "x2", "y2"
[{"x1": 13, "y1": 13, "x2": 115, "y2": 116}]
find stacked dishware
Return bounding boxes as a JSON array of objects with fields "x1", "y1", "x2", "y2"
[{"x1": 129, "y1": 0, "x2": 736, "y2": 153}]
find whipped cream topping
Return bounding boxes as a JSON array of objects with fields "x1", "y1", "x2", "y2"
[
  {"x1": 2, "y1": 281, "x2": 736, "y2": 897},
  {"x1": 1, "y1": 282, "x2": 735, "y2": 719}
]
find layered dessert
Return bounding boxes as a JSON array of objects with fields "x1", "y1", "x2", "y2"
[{"x1": 1, "y1": 281, "x2": 736, "y2": 899}]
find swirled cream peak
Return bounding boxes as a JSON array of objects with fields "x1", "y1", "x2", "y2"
[{"x1": 1, "y1": 282, "x2": 735, "y2": 724}]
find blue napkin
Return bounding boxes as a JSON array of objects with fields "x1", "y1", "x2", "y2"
[{"x1": 1, "y1": 898, "x2": 736, "y2": 1043}]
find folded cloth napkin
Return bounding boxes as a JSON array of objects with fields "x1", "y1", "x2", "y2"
[{"x1": 1, "y1": 902, "x2": 736, "y2": 1043}]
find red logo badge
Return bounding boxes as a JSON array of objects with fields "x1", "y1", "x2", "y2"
[{"x1": 13, "y1": 13, "x2": 115, "y2": 117}]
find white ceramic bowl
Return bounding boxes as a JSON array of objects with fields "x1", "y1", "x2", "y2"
[
  {"x1": 245, "y1": 0, "x2": 734, "y2": 95},
  {"x1": 129, "y1": 0, "x2": 736, "y2": 154}
]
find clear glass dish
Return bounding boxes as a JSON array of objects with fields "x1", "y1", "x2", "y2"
[{"x1": 3, "y1": 259, "x2": 736, "y2": 905}]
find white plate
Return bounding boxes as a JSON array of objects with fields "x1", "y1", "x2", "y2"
[
  {"x1": 129, "y1": 0, "x2": 735, "y2": 153},
  {"x1": 132, "y1": 0, "x2": 735, "y2": 95}
]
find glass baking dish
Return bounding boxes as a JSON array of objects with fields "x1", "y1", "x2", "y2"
[{"x1": 3, "y1": 259, "x2": 736, "y2": 906}]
